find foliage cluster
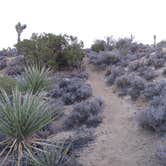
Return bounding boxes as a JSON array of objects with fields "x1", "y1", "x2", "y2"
[{"x1": 15, "y1": 33, "x2": 84, "y2": 70}]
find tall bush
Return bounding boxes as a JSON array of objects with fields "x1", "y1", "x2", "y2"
[{"x1": 15, "y1": 33, "x2": 84, "y2": 70}]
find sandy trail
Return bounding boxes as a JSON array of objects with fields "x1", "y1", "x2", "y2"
[{"x1": 79, "y1": 63, "x2": 161, "y2": 166}]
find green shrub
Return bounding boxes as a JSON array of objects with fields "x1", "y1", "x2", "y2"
[
  {"x1": 15, "y1": 33, "x2": 84, "y2": 70},
  {"x1": 91, "y1": 40, "x2": 106, "y2": 52},
  {"x1": 0, "y1": 75, "x2": 17, "y2": 94},
  {"x1": 0, "y1": 89, "x2": 55, "y2": 165},
  {"x1": 18, "y1": 66, "x2": 50, "y2": 94}
]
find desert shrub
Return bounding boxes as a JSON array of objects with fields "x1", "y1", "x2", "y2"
[
  {"x1": 154, "y1": 59, "x2": 165, "y2": 68},
  {"x1": 18, "y1": 65, "x2": 50, "y2": 94},
  {"x1": 15, "y1": 33, "x2": 84, "y2": 70},
  {"x1": 147, "y1": 56, "x2": 165, "y2": 68},
  {"x1": 64, "y1": 97, "x2": 104, "y2": 129},
  {"x1": 128, "y1": 61, "x2": 143, "y2": 72},
  {"x1": 8, "y1": 55, "x2": 24, "y2": 66},
  {"x1": 62, "y1": 82, "x2": 92, "y2": 105},
  {"x1": 91, "y1": 40, "x2": 106, "y2": 52},
  {"x1": 0, "y1": 58, "x2": 6, "y2": 70},
  {"x1": 115, "y1": 38, "x2": 133, "y2": 55},
  {"x1": 137, "y1": 67, "x2": 157, "y2": 81},
  {"x1": 157, "y1": 147, "x2": 166, "y2": 165},
  {"x1": 0, "y1": 89, "x2": 55, "y2": 165},
  {"x1": 162, "y1": 69, "x2": 166, "y2": 76},
  {"x1": 137, "y1": 96, "x2": 166, "y2": 132},
  {"x1": 157, "y1": 40, "x2": 166, "y2": 47},
  {"x1": 115, "y1": 75, "x2": 130, "y2": 90},
  {"x1": 143, "y1": 80, "x2": 166, "y2": 100},
  {"x1": 0, "y1": 75, "x2": 17, "y2": 94},
  {"x1": 156, "y1": 138, "x2": 166, "y2": 165},
  {"x1": 0, "y1": 47, "x2": 18, "y2": 57},
  {"x1": 88, "y1": 51, "x2": 120, "y2": 69},
  {"x1": 49, "y1": 77, "x2": 92, "y2": 105},
  {"x1": 5, "y1": 65, "x2": 24, "y2": 76},
  {"x1": 128, "y1": 75, "x2": 146, "y2": 100},
  {"x1": 106, "y1": 66, "x2": 125, "y2": 85},
  {"x1": 69, "y1": 71, "x2": 88, "y2": 80}
]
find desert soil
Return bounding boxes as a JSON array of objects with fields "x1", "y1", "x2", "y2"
[{"x1": 79, "y1": 62, "x2": 162, "y2": 166}]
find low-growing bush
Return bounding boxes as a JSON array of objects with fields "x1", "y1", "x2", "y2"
[
  {"x1": 88, "y1": 50, "x2": 121, "y2": 69},
  {"x1": 115, "y1": 75, "x2": 130, "y2": 89},
  {"x1": 143, "y1": 80, "x2": 166, "y2": 100},
  {"x1": 128, "y1": 61, "x2": 143, "y2": 72},
  {"x1": 49, "y1": 77, "x2": 92, "y2": 105},
  {"x1": 106, "y1": 66, "x2": 125, "y2": 85},
  {"x1": 137, "y1": 66, "x2": 157, "y2": 81},
  {"x1": 67, "y1": 127, "x2": 94, "y2": 153},
  {"x1": 147, "y1": 56, "x2": 165, "y2": 69},
  {"x1": 128, "y1": 74, "x2": 146, "y2": 100},
  {"x1": 137, "y1": 96, "x2": 166, "y2": 132},
  {"x1": 5, "y1": 65, "x2": 24, "y2": 76},
  {"x1": 0, "y1": 58, "x2": 6, "y2": 70},
  {"x1": 64, "y1": 97, "x2": 104, "y2": 129},
  {"x1": 156, "y1": 138, "x2": 166, "y2": 165}
]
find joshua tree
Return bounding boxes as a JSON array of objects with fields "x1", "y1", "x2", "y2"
[
  {"x1": 153, "y1": 34, "x2": 156, "y2": 47},
  {"x1": 130, "y1": 34, "x2": 134, "y2": 42},
  {"x1": 15, "y1": 22, "x2": 27, "y2": 42}
]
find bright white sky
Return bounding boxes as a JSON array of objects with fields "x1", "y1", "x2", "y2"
[{"x1": 0, "y1": 0, "x2": 166, "y2": 48}]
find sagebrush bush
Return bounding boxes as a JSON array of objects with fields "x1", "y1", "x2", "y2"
[
  {"x1": 128, "y1": 75, "x2": 146, "y2": 100},
  {"x1": 106, "y1": 66, "x2": 125, "y2": 85},
  {"x1": 0, "y1": 75, "x2": 17, "y2": 94},
  {"x1": 147, "y1": 56, "x2": 165, "y2": 68},
  {"x1": 156, "y1": 138, "x2": 166, "y2": 166},
  {"x1": 115, "y1": 75, "x2": 130, "y2": 89},
  {"x1": 49, "y1": 77, "x2": 92, "y2": 105},
  {"x1": 15, "y1": 33, "x2": 84, "y2": 70},
  {"x1": 143, "y1": 80, "x2": 166, "y2": 100},
  {"x1": 64, "y1": 97, "x2": 104, "y2": 129},
  {"x1": 0, "y1": 58, "x2": 6, "y2": 70},
  {"x1": 88, "y1": 50, "x2": 120, "y2": 69},
  {"x1": 128, "y1": 61, "x2": 142, "y2": 72},
  {"x1": 138, "y1": 67, "x2": 157, "y2": 81},
  {"x1": 137, "y1": 96, "x2": 166, "y2": 132}
]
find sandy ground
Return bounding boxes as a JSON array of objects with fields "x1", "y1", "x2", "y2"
[{"x1": 79, "y1": 62, "x2": 162, "y2": 166}]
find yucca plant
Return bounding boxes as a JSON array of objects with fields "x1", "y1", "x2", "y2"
[
  {"x1": 28, "y1": 143, "x2": 72, "y2": 166},
  {"x1": 18, "y1": 66, "x2": 50, "y2": 94},
  {"x1": 0, "y1": 88, "x2": 55, "y2": 166}
]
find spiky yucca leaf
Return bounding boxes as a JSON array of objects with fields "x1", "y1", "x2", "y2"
[
  {"x1": 29, "y1": 143, "x2": 71, "y2": 166},
  {"x1": 0, "y1": 89, "x2": 54, "y2": 165},
  {"x1": 18, "y1": 66, "x2": 50, "y2": 94}
]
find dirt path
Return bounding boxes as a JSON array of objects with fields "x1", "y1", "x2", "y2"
[{"x1": 79, "y1": 63, "x2": 161, "y2": 166}]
